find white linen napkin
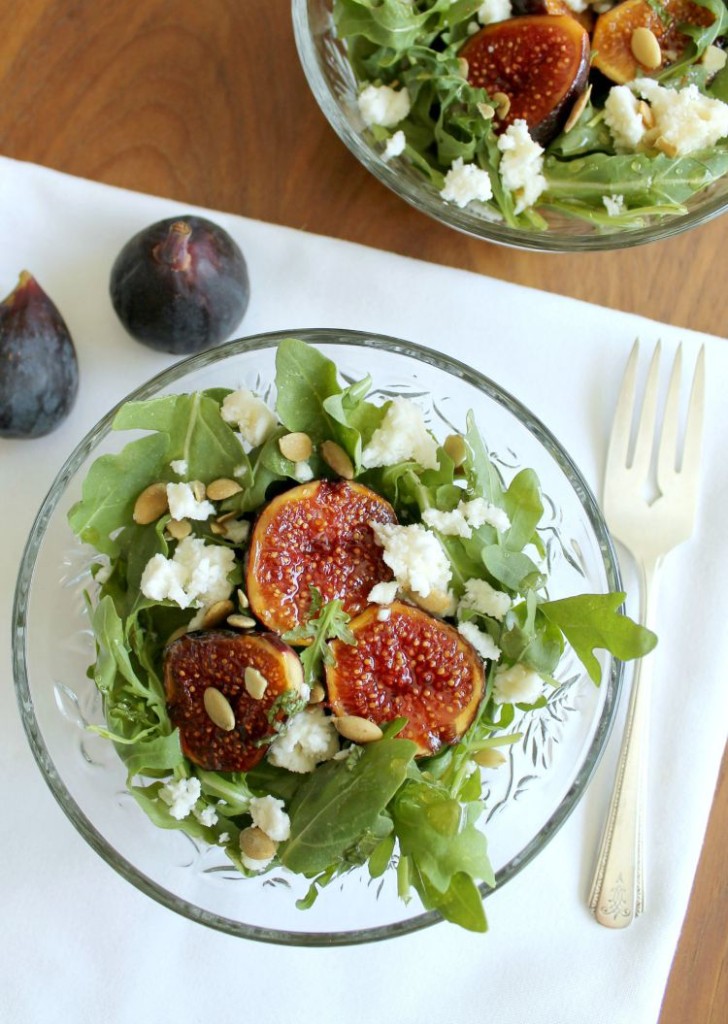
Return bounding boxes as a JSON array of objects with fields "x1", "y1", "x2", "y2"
[{"x1": 1, "y1": 155, "x2": 726, "y2": 1024}]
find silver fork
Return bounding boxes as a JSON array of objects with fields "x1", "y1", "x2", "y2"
[{"x1": 588, "y1": 340, "x2": 705, "y2": 928}]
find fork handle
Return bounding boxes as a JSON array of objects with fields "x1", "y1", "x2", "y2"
[{"x1": 588, "y1": 558, "x2": 659, "y2": 928}]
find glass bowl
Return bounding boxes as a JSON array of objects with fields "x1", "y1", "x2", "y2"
[
  {"x1": 13, "y1": 328, "x2": 623, "y2": 944},
  {"x1": 292, "y1": 0, "x2": 728, "y2": 253}
]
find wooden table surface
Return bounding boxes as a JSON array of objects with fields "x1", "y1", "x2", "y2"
[{"x1": 1, "y1": 2, "x2": 725, "y2": 1019}]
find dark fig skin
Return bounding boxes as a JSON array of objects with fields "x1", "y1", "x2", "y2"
[
  {"x1": 109, "y1": 214, "x2": 250, "y2": 355},
  {"x1": 0, "y1": 271, "x2": 79, "y2": 439}
]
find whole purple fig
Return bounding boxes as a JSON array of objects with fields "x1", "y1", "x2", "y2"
[
  {"x1": 109, "y1": 215, "x2": 250, "y2": 354},
  {"x1": 0, "y1": 271, "x2": 79, "y2": 439}
]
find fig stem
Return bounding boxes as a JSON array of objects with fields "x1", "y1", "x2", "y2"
[{"x1": 153, "y1": 221, "x2": 193, "y2": 272}]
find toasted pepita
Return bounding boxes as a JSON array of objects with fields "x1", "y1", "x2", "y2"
[
  {"x1": 630, "y1": 27, "x2": 662, "y2": 70},
  {"x1": 278, "y1": 431, "x2": 314, "y2": 463},
  {"x1": 239, "y1": 826, "x2": 277, "y2": 861},
  {"x1": 166, "y1": 518, "x2": 192, "y2": 540},
  {"x1": 492, "y1": 91, "x2": 511, "y2": 119},
  {"x1": 333, "y1": 715, "x2": 383, "y2": 744},
  {"x1": 202, "y1": 599, "x2": 235, "y2": 628},
  {"x1": 443, "y1": 433, "x2": 468, "y2": 467},
  {"x1": 473, "y1": 747, "x2": 508, "y2": 768},
  {"x1": 227, "y1": 613, "x2": 257, "y2": 630},
  {"x1": 207, "y1": 477, "x2": 243, "y2": 501},
  {"x1": 564, "y1": 84, "x2": 592, "y2": 134},
  {"x1": 133, "y1": 482, "x2": 169, "y2": 524},
  {"x1": 244, "y1": 666, "x2": 268, "y2": 700},
  {"x1": 320, "y1": 440, "x2": 354, "y2": 480},
  {"x1": 203, "y1": 686, "x2": 236, "y2": 731},
  {"x1": 308, "y1": 683, "x2": 326, "y2": 705}
]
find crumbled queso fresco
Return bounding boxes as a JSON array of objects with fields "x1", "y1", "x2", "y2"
[
  {"x1": 361, "y1": 395, "x2": 440, "y2": 470},
  {"x1": 604, "y1": 79, "x2": 728, "y2": 156},
  {"x1": 221, "y1": 388, "x2": 278, "y2": 447},
  {"x1": 140, "y1": 535, "x2": 235, "y2": 609}
]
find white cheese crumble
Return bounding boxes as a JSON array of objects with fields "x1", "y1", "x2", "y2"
[
  {"x1": 603, "y1": 84, "x2": 647, "y2": 152},
  {"x1": 159, "y1": 777, "x2": 201, "y2": 820},
  {"x1": 603, "y1": 193, "x2": 625, "y2": 217},
  {"x1": 493, "y1": 662, "x2": 542, "y2": 705},
  {"x1": 222, "y1": 518, "x2": 250, "y2": 545},
  {"x1": 293, "y1": 460, "x2": 314, "y2": 483},
  {"x1": 367, "y1": 580, "x2": 399, "y2": 605},
  {"x1": 422, "y1": 497, "x2": 510, "y2": 539},
  {"x1": 357, "y1": 83, "x2": 411, "y2": 127},
  {"x1": 370, "y1": 522, "x2": 452, "y2": 599},
  {"x1": 477, "y1": 0, "x2": 512, "y2": 23},
  {"x1": 636, "y1": 78, "x2": 728, "y2": 156},
  {"x1": 457, "y1": 620, "x2": 501, "y2": 662},
  {"x1": 458, "y1": 578, "x2": 511, "y2": 621},
  {"x1": 497, "y1": 120, "x2": 546, "y2": 214},
  {"x1": 361, "y1": 396, "x2": 439, "y2": 471},
  {"x1": 383, "y1": 129, "x2": 406, "y2": 161},
  {"x1": 267, "y1": 707, "x2": 340, "y2": 774},
  {"x1": 193, "y1": 803, "x2": 219, "y2": 828},
  {"x1": 249, "y1": 795, "x2": 291, "y2": 842},
  {"x1": 169, "y1": 459, "x2": 188, "y2": 476},
  {"x1": 166, "y1": 481, "x2": 215, "y2": 521},
  {"x1": 605, "y1": 79, "x2": 728, "y2": 157},
  {"x1": 221, "y1": 389, "x2": 278, "y2": 446},
  {"x1": 140, "y1": 535, "x2": 235, "y2": 610},
  {"x1": 561, "y1": 0, "x2": 588, "y2": 11},
  {"x1": 440, "y1": 157, "x2": 493, "y2": 208}
]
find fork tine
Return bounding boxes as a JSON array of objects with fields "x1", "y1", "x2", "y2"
[
  {"x1": 681, "y1": 345, "x2": 706, "y2": 488},
  {"x1": 630, "y1": 341, "x2": 662, "y2": 481},
  {"x1": 606, "y1": 339, "x2": 640, "y2": 473},
  {"x1": 656, "y1": 344, "x2": 683, "y2": 486}
]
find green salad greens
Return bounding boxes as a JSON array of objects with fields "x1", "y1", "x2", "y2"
[
  {"x1": 68, "y1": 338, "x2": 655, "y2": 933},
  {"x1": 331, "y1": 0, "x2": 728, "y2": 229}
]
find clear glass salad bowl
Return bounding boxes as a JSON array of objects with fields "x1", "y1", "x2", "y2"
[
  {"x1": 292, "y1": 0, "x2": 728, "y2": 253},
  {"x1": 13, "y1": 328, "x2": 623, "y2": 944}
]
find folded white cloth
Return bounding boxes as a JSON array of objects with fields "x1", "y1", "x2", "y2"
[{"x1": 1, "y1": 156, "x2": 726, "y2": 1024}]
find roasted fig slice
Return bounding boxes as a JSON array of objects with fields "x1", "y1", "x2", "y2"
[
  {"x1": 460, "y1": 15, "x2": 591, "y2": 145},
  {"x1": 325, "y1": 602, "x2": 486, "y2": 757},
  {"x1": 164, "y1": 630, "x2": 304, "y2": 771},
  {"x1": 592, "y1": 0, "x2": 715, "y2": 84},
  {"x1": 246, "y1": 479, "x2": 397, "y2": 636}
]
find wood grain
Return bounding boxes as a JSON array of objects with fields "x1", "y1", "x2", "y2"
[{"x1": 1, "y1": 2, "x2": 726, "y2": 1018}]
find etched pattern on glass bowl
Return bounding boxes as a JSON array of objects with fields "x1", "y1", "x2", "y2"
[{"x1": 13, "y1": 329, "x2": 623, "y2": 945}]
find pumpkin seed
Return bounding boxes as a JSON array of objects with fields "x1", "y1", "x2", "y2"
[
  {"x1": 333, "y1": 715, "x2": 383, "y2": 744},
  {"x1": 630, "y1": 27, "x2": 662, "y2": 70},
  {"x1": 308, "y1": 683, "x2": 326, "y2": 705},
  {"x1": 564, "y1": 84, "x2": 592, "y2": 134},
  {"x1": 473, "y1": 747, "x2": 508, "y2": 768},
  {"x1": 442, "y1": 433, "x2": 468, "y2": 467},
  {"x1": 190, "y1": 480, "x2": 206, "y2": 502},
  {"x1": 239, "y1": 826, "x2": 277, "y2": 861},
  {"x1": 166, "y1": 518, "x2": 192, "y2": 540},
  {"x1": 202, "y1": 599, "x2": 235, "y2": 628},
  {"x1": 237, "y1": 589, "x2": 250, "y2": 610},
  {"x1": 244, "y1": 666, "x2": 268, "y2": 700},
  {"x1": 492, "y1": 91, "x2": 511, "y2": 119},
  {"x1": 133, "y1": 482, "x2": 169, "y2": 524},
  {"x1": 320, "y1": 440, "x2": 355, "y2": 480},
  {"x1": 206, "y1": 477, "x2": 243, "y2": 501},
  {"x1": 203, "y1": 686, "x2": 236, "y2": 731},
  {"x1": 278, "y1": 431, "x2": 313, "y2": 463},
  {"x1": 227, "y1": 613, "x2": 257, "y2": 630}
]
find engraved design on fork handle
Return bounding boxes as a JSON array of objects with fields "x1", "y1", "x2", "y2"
[{"x1": 588, "y1": 556, "x2": 659, "y2": 928}]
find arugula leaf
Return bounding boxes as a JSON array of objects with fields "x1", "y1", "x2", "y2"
[
  {"x1": 281, "y1": 737, "x2": 418, "y2": 874},
  {"x1": 282, "y1": 587, "x2": 356, "y2": 685},
  {"x1": 274, "y1": 337, "x2": 343, "y2": 441},
  {"x1": 540, "y1": 593, "x2": 658, "y2": 684}
]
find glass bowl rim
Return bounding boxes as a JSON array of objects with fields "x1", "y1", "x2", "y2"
[
  {"x1": 13, "y1": 327, "x2": 624, "y2": 945},
  {"x1": 291, "y1": 0, "x2": 728, "y2": 253}
]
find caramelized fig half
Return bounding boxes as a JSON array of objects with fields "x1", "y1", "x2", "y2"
[
  {"x1": 325, "y1": 602, "x2": 486, "y2": 757},
  {"x1": 460, "y1": 15, "x2": 591, "y2": 144},
  {"x1": 592, "y1": 0, "x2": 715, "y2": 84},
  {"x1": 246, "y1": 479, "x2": 397, "y2": 636},
  {"x1": 164, "y1": 630, "x2": 304, "y2": 771}
]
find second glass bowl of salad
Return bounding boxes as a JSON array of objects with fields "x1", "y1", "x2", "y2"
[
  {"x1": 292, "y1": 0, "x2": 728, "y2": 252},
  {"x1": 14, "y1": 329, "x2": 625, "y2": 944}
]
